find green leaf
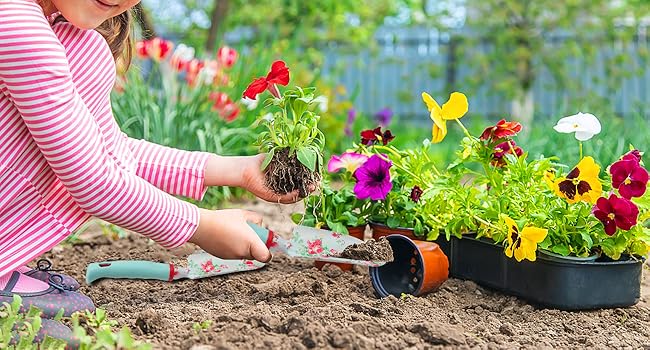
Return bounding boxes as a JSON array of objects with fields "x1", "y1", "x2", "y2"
[
  {"x1": 292, "y1": 98, "x2": 309, "y2": 120},
  {"x1": 261, "y1": 150, "x2": 275, "y2": 171},
  {"x1": 387, "y1": 217, "x2": 401, "y2": 228},
  {"x1": 296, "y1": 147, "x2": 317, "y2": 172}
]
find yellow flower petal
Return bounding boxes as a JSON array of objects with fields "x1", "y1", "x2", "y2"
[
  {"x1": 576, "y1": 156, "x2": 600, "y2": 179},
  {"x1": 441, "y1": 92, "x2": 469, "y2": 120},
  {"x1": 521, "y1": 227, "x2": 548, "y2": 244},
  {"x1": 519, "y1": 239, "x2": 538, "y2": 262},
  {"x1": 503, "y1": 216, "x2": 518, "y2": 243},
  {"x1": 513, "y1": 243, "x2": 526, "y2": 262},
  {"x1": 421, "y1": 92, "x2": 441, "y2": 113},
  {"x1": 431, "y1": 123, "x2": 447, "y2": 143},
  {"x1": 505, "y1": 243, "x2": 514, "y2": 258}
]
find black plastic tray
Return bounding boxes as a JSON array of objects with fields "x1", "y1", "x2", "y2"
[{"x1": 433, "y1": 235, "x2": 643, "y2": 310}]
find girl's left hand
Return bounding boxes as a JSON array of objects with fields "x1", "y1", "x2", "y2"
[{"x1": 241, "y1": 154, "x2": 305, "y2": 204}]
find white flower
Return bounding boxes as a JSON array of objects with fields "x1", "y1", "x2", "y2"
[
  {"x1": 553, "y1": 112, "x2": 602, "y2": 141},
  {"x1": 262, "y1": 113, "x2": 274, "y2": 121},
  {"x1": 172, "y1": 44, "x2": 195, "y2": 61},
  {"x1": 313, "y1": 95, "x2": 328, "y2": 113},
  {"x1": 241, "y1": 97, "x2": 259, "y2": 110}
]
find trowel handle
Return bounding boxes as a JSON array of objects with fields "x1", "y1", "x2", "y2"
[{"x1": 247, "y1": 222, "x2": 275, "y2": 248}]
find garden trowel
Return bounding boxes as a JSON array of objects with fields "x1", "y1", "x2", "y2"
[{"x1": 85, "y1": 223, "x2": 387, "y2": 284}]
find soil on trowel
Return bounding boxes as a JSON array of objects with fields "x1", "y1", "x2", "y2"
[
  {"x1": 339, "y1": 237, "x2": 394, "y2": 262},
  {"x1": 38, "y1": 200, "x2": 650, "y2": 349}
]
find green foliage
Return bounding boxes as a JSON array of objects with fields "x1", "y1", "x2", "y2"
[
  {"x1": 255, "y1": 86, "x2": 325, "y2": 172},
  {"x1": 192, "y1": 320, "x2": 212, "y2": 334},
  {"x1": 0, "y1": 297, "x2": 149, "y2": 350}
]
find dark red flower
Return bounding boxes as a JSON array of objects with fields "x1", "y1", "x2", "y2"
[
  {"x1": 593, "y1": 194, "x2": 639, "y2": 235},
  {"x1": 621, "y1": 149, "x2": 642, "y2": 164},
  {"x1": 610, "y1": 159, "x2": 648, "y2": 199},
  {"x1": 410, "y1": 186, "x2": 423, "y2": 202},
  {"x1": 491, "y1": 141, "x2": 524, "y2": 167},
  {"x1": 360, "y1": 127, "x2": 394, "y2": 146},
  {"x1": 480, "y1": 119, "x2": 523, "y2": 141},
  {"x1": 242, "y1": 60, "x2": 290, "y2": 100}
]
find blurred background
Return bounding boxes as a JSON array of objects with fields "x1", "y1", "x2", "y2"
[{"x1": 115, "y1": 0, "x2": 650, "y2": 206}]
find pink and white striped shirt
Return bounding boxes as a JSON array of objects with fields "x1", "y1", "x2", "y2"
[{"x1": 0, "y1": 0, "x2": 212, "y2": 277}]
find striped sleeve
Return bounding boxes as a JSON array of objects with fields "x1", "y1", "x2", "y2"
[
  {"x1": 0, "y1": 1, "x2": 198, "y2": 249},
  {"x1": 125, "y1": 135, "x2": 211, "y2": 200}
]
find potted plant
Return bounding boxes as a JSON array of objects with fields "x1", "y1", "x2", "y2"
[
  {"x1": 414, "y1": 91, "x2": 650, "y2": 309},
  {"x1": 242, "y1": 60, "x2": 325, "y2": 197}
]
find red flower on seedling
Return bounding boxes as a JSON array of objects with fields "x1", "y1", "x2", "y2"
[
  {"x1": 201, "y1": 260, "x2": 215, "y2": 273},
  {"x1": 491, "y1": 141, "x2": 524, "y2": 167},
  {"x1": 307, "y1": 239, "x2": 324, "y2": 255},
  {"x1": 360, "y1": 127, "x2": 394, "y2": 146},
  {"x1": 410, "y1": 186, "x2": 423, "y2": 202},
  {"x1": 610, "y1": 159, "x2": 648, "y2": 199},
  {"x1": 593, "y1": 194, "x2": 639, "y2": 235},
  {"x1": 480, "y1": 119, "x2": 523, "y2": 141},
  {"x1": 217, "y1": 46, "x2": 238, "y2": 68},
  {"x1": 243, "y1": 60, "x2": 290, "y2": 100}
]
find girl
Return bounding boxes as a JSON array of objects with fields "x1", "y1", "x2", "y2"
[{"x1": 0, "y1": 0, "x2": 301, "y2": 344}]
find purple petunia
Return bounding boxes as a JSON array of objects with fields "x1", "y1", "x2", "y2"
[
  {"x1": 375, "y1": 107, "x2": 393, "y2": 127},
  {"x1": 353, "y1": 155, "x2": 392, "y2": 200},
  {"x1": 345, "y1": 108, "x2": 357, "y2": 137}
]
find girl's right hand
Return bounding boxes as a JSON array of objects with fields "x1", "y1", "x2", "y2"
[{"x1": 188, "y1": 208, "x2": 272, "y2": 263}]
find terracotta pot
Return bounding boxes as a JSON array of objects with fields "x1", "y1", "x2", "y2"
[
  {"x1": 314, "y1": 225, "x2": 366, "y2": 272},
  {"x1": 369, "y1": 234, "x2": 449, "y2": 297},
  {"x1": 369, "y1": 222, "x2": 420, "y2": 241}
]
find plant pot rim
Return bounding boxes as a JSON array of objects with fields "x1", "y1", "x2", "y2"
[{"x1": 538, "y1": 249, "x2": 600, "y2": 262}]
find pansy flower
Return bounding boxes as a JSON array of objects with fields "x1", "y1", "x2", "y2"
[
  {"x1": 410, "y1": 186, "x2": 423, "y2": 202},
  {"x1": 360, "y1": 127, "x2": 394, "y2": 146},
  {"x1": 610, "y1": 159, "x2": 648, "y2": 199},
  {"x1": 243, "y1": 60, "x2": 290, "y2": 100},
  {"x1": 479, "y1": 119, "x2": 523, "y2": 141},
  {"x1": 421, "y1": 92, "x2": 468, "y2": 143},
  {"x1": 327, "y1": 152, "x2": 369, "y2": 173},
  {"x1": 491, "y1": 141, "x2": 524, "y2": 167},
  {"x1": 621, "y1": 149, "x2": 642, "y2": 163},
  {"x1": 503, "y1": 216, "x2": 548, "y2": 262},
  {"x1": 592, "y1": 194, "x2": 639, "y2": 235},
  {"x1": 353, "y1": 155, "x2": 392, "y2": 200},
  {"x1": 553, "y1": 112, "x2": 601, "y2": 141},
  {"x1": 553, "y1": 156, "x2": 602, "y2": 204}
]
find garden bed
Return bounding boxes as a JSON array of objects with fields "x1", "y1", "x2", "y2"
[{"x1": 41, "y1": 200, "x2": 650, "y2": 349}]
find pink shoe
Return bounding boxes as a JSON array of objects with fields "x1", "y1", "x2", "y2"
[
  {"x1": 0, "y1": 271, "x2": 94, "y2": 319},
  {"x1": 18, "y1": 259, "x2": 81, "y2": 291}
]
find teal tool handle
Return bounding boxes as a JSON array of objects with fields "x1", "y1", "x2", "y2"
[
  {"x1": 86, "y1": 261, "x2": 172, "y2": 284},
  {"x1": 248, "y1": 222, "x2": 273, "y2": 247}
]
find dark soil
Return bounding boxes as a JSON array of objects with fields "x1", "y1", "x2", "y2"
[
  {"x1": 265, "y1": 148, "x2": 321, "y2": 198},
  {"x1": 40, "y1": 200, "x2": 650, "y2": 349},
  {"x1": 339, "y1": 237, "x2": 394, "y2": 262}
]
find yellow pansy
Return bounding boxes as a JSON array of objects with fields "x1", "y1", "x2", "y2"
[
  {"x1": 553, "y1": 156, "x2": 602, "y2": 204},
  {"x1": 543, "y1": 169, "x2": 556, "y2": 189},
  {"x1": 421, "y1": 92, "x2": 469, "y2": 143},
  {"x1": 503, "y1": 216, "x2": 548, "y2": 262}
]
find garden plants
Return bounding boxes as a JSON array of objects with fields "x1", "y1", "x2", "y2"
[{"x1": 243, "y1": 61, "x2": 325, "y2": 197}]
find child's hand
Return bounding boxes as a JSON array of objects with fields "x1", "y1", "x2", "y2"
[
  {"x1": 241, "y1": 154, "x2": 316, "y2": 203},
  {"x1": 188, "y1": 208, "x2": 272, "y2": 263}
]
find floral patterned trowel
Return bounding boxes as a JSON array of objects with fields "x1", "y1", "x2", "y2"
[{"x1": 85, "y1": 223, "x2": 386, "y2": 284}]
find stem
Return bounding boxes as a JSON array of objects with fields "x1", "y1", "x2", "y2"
[
  {"x1": 454, "y1": 119, "x2": 472, "y2": 139},
  {"x1": 579, "y1": 142, "x2": 583, "y2": 160}
]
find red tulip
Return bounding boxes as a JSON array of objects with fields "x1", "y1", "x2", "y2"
[
  {"x1": 242, "y1": 60, "x2": 290, "y2": 100},
  {"x1": 217, "y1": 46, "x2": 238, "y2": 68}
]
